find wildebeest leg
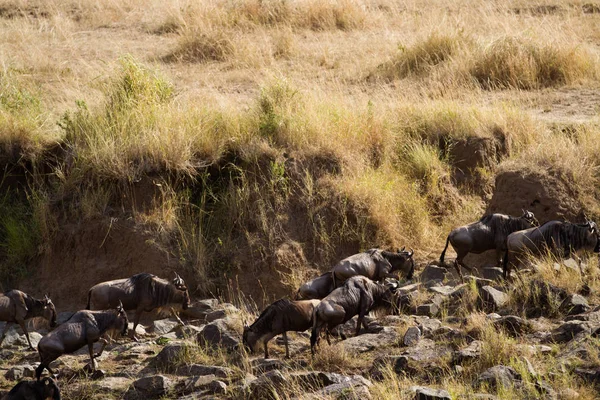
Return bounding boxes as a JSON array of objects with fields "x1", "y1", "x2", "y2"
[
  {"x1": 130, "y1": 310, "x2": 142, "y2": 342},
  {"x1": 94, "y1": 337, "x2": 108, "y2": 359},
  {"x1": 0, "y1": 321, "x2": 12, "y2": 346},
  {"x1": 17, "y1": 319, "x2": 34, "y2": 350},
  {"x1": 283, "y1": 332, "x2": 289, "y2": 359},
  {"x1": 263, "y1": 340, "x2": 269, "y2": 359},
  {"x1": 88, "y1": 341, "x2": 98, "y2": 370},
  {"x1": 453, "y1": 259, "x2": 464, "y2": 282},
  {"x1": 325, "y1": 329, "x2": 332, "y2": 345},
  {"x1": 170, "y1": 307, "x2": 185, "y2": 326}
]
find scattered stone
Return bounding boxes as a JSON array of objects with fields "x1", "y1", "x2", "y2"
[
  {"x1": 410, "y1": 385, "x2": 451, "y2": 400},
  {"x1": 181, "y1": 299, "x2": 219, "y2": 320},
  {"x1": 315, "y1": 375, "x2": 372, "y2": 400},
  {"x1": 397, "y1": 283, "x2": 422, "y2": 294},
  {"x1": 174, "y1": 324, "x2": 204, "y2": 339},
  {"x1": 493, "y1": 315, "x2": 533, "y2": 336},
  {"x1": 418, "y1": 319, "x2": 443, "y2": 336},
  {"x1": 560, "y1": 294, "x2": 590, "y2": 316},
  {"x1": 131, "y1": 375, "x2": 173, "y2": 397},
  {"x1": 198, "y1": 318, "x2": 240, "y2": 350},
  {"x1": 152, "y1": 318, "x2": 181, "y2": 335},
  {"x1": 574, "y1": 367, "x2": 600, "y2": 384},
  {"x1": 464, "y1": 276, "x2": 494, "y2": 288},
  {"x1": 5, "y1": 365, "x2": 35, "y2": 380},
  {"x1": 547, "y1": 321, "x2": 595, "y2": 343},
  {"x1": 454, "y1": 341, "x2": 483, "y2": 364},
  {"x1": 177, "y1": 364, "x2": 233, "y2": 378},
  {"x1": 559, "y1": 388, "x2": 580, "y2": 399},
  {"x1": 251, "y1": 358, "x2": 289, "y2": 374},
  {"x1": 247, "y1": 369, "x2": 288, "y2": 398},
  {"x1": 428, "y1": 284, "x2": 467, "y2": 298},
  {"x1": 153, "y1": 343, "x2": 186, "y2": 369},
  {"x1": 93, "y1": 377, "x2": 132, "y2": 392},
  {"x1": 403, "y1": 327, "x2": 421, "y2": 346},
  {"x1": 416, "y1": 303, "x2": 439, "y2": 317},
  {"x1": 419, "y1": 265, "x2": 448, "y2": 284},
  {"x1": 482, "y1": 267, "x2": 504, "y2": 281},
  {"x1": 207, "y1": 380, "x2": 228, "y2": 394},
  {"x1": 476, "y1": 365, "x2": 522, "y2": 389},
  {"x1": 340, "y1": 327, "x2": 400, "y2": 353},
  {"x1": 479, "y1": 286, "x2": 508, "y2": 310}
]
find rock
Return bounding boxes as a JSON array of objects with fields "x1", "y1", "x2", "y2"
[
  {"x1": 205, "y1": 303, "x2": 239, "y2": 322},
  {"x1": 153, "y1": 343, "x2": 186, "y2": 369},
  {"x1": 247, "y1": 369, "x2": 288, "y2": 398},
  {"x1": 397, "y1": 283, "x2": 422, "y2": 294},
  {"x1": 315, "y1": 375, "x2": 372, "y2": 400},
  {"x1": 131, "y1": 375, "x2": 173, "y2": 397},
  {"x1": 114, "y1": 343, "x2": 156, "y2": 361},
  {"x1": 251, "y1": 358, "x2": 289, "y2": 374},
  {"x1": 5, "y1": 365, "x2": 35, "y2": 380},
  {"x1": 152, "y1": 318, "x2": 181, "y2": 335},
  {"x1": 181, "y1": 299, "x2": 219, "y2": 320},
  {"x1": 207, "y1": 380, "x2": 227, "y2": 394},
  {"x1": 174, "y1": 324, "x2": 204, "y2": 339},
  {"x1": 428, "y1": 284, "x2": 467, "y2": 298},
  {"x1": 198, "y1": 318, "x2": 240, "y2": 350},
  {"x1": 340, "y1": 326, "x2": 400, "y2": 353},
  {"x1": 454, "y1": 340, "x2": 483, "y2": 364},
  {"x1": 177, "y1": 364, "x2": 233, "y2": 378},
  {"x1": 476, "y1": 365, "x2": 522, "y2": 389},
  {"x1": 482, "y1": 267, "x2": 504, "y2": 281},
  {"x1": 563, "y1": 258, "x2": 583, "y2": 273},
  {"x1": 547, "y1": 321, "x2": 595, "y2": 343},
  {"x1": 559, "y1": 388, "x2": 580, "y2": 399},
  {"x1": 93, "y1": 377, "x2": 132, "y2": 392},
  {"x1": 574, "y1": 367, "x2": 600, "y2": 384},
  {"x1": 289, "y1": 371, "x2": 360, "y2": 390},
  {"x1": 410, "y1": 385, "x2": 452, "y2": 400},
  {"x1": 403, "y1": 327, "x2": 421, "y2": 346},
  {"x1": 493, "y1": 315, "x2": 533, "y2": 336},
  {"x1": 416, "y1": 303, "x2": 439, "y2": 317},
  {"x1": 418, "y1": 319, "x2": 442, "y2": 336},
  {"x1": 560, "y1": 294, "x2": 590, "y2": 316},
  {"x1": 464, "y1": 276, "x2": 494, "y2": 288},
  {"x1": 419, "y1": 265, "x2": 448, "y2": 283},
  {"x1": 479, "y1": 286, "x2": 508, "y2": 310}
]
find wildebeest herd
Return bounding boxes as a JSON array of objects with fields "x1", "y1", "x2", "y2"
[{"x1": 1, "y1": 211, "x2": 599, "y2": 398}]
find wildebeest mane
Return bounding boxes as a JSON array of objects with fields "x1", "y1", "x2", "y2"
[
  {"x1": 249, "y1": 298, "x2": 293, "y2": 333},
  {"x1": 480, "y1": 214, "x2": 533, "y2": 236},
  {"x1": 128, "y1": 273, "x2": 179, "y2": 309},
  {"x1": 542, "y1": 222, "x2": 595, "y2": 251}
]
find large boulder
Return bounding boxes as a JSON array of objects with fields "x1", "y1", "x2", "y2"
[
  {"x1": 127, "y1": 375, "x2": 173, "y2": 399},
  {"x1": 340, "y1": 327, "x2": 400, "y2": 353},
  {"x1": 476, "y1": 365, "x2": 522, "y2": 389},
  {"x1": 478, "y1": 286, "x2": 508, "y2": 311},
  {"x1": 198, "y1": 318, "x2": 241, "y2": 350}
]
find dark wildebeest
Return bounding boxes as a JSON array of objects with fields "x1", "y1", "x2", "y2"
[
  {"x1": 0, "y1": 291, "x2": 57, "y2": 350},
  {"x1": 295, "y1": 273, "x2": 335, "y2": 300},
  {"x1": 310, "y1": 276, "x2": 397, "y2": 355},
  {"x1": 36, "y1": 303, "x2": 128, "y2": 380},
  {"x1": 2, "y1": 377, "x2": 60, "y2": 400},
  {"x1": 243, "y1": 298, "x2": 320, "y2": 359},
  {"x1": 331, "y1": 248, "x2": 414, "y2": 287},
  {"x1": 440, "y1": 211, "x2": 539, "y2": 279},
  {"x1": 503, "y1": 220, "x2": 600, "y2": 279},
  {"x1": 86, "y1": 272, "x2": 190, "y2": 340}
]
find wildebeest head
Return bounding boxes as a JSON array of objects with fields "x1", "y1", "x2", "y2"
[
  {"x1": 116, "y1": 301, "x2": 129, "y2": 336},
  {"x1": 382, "y1": 248, "x2": 415, "y2": 279},
  {"x1": 520, "y1": 210, "x2": 539, "y2": 226},
  {"x1": 242, "y1": 323, "x2": 258, "y2": 353},
  {"x1": 172, "y1": 272, "x2": 191, "y2": 310},
  {"x1": 43, "y1": 295, "x2": 57, "y2": 328}
]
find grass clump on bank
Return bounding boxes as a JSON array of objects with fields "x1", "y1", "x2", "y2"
[{"x1": 471, "y1": 36, "x2": 597, "y2": 89}]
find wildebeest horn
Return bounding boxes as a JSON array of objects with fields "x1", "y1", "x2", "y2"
[
  {"x1": 117, "y1": 300, "x2": 124, "y2": 311},
  {"x1": 398, "y1": 246, "x2": 405, "y2": 253},
  {"x1": 408, "y1": 248, "x2": 414, "y2": 257}
]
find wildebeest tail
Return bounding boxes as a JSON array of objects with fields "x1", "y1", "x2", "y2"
[
  {"x1": 310, "y1": 307, "x2": 320, "y2": 351},
  {"x1": 86, "y1": 289, "x2": 92, "y2": 310},
  {"x1": 502, "y1": 249, "x2": 509, "y2": 279},
  {"x1": 439, "y1": 235, "x2": 450, "y2": 265}
]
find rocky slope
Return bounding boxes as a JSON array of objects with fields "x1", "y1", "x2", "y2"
[{"x1": 1, "y1": 258, "x2": 600, "y2": 399}]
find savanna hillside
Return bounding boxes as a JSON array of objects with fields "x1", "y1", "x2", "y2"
[{"x1": 1, "y1": 0, "x2": 600, "y2": 307}]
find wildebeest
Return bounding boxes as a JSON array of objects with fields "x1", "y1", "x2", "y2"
[
  {"x1": 36, "y1": 303, "x2": 128, "y2": 380},
  {"x1": 310, "y1": 276, "x2": 397, "y2": 355},
  {"x1": 503, "y1": 220, "x2": 600, "y2": 279},
  {"x1": 0, "y1": 291, "x2": 57, "y2": 350},
  {"x1": 295, "y1": 272, "x2": 335, "y2": 300},
  {"x1": 86, "y1": 272, "x2": 190, "y2": 340},
  {"x1": 2, "y1": 377, "x2": 60, "y2": 400},
  {"x1": 440, "y1": 211, "x2": 538, "y2": 279},
  {"x1": 331, "y1": 248, "x2": 414, "y2": 287},
  {"x1": 243, "y1": 298, "x2": 320, "y2": 359}
]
